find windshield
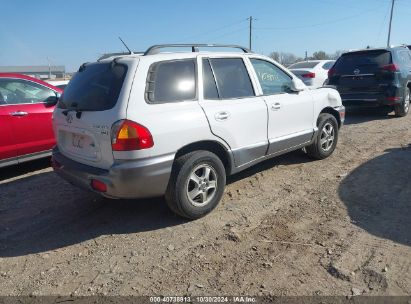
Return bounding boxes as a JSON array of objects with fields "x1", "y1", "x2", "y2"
[{"x1": 58, "y1": 62, "x2": 127, "y2": 111}]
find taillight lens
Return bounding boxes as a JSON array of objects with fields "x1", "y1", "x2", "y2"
[
  {"x1": 381, "y1": 64, "x2": 399, "y2": 72},
  {"x1": 302, "y1": 72, "x2": 316, "y2": 78},
  {"x1": 91, "y1": 179, "x2": 107, "y2": 192},
  {"x1": 328, "y1": 67, "x2": 336, "y2": 78},
  {"x1": 111, "y1": 120, "x2": 154, "y2": 151}
]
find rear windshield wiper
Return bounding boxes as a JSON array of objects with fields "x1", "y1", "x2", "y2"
[{"x1": 62, "y1": 102, "x2": 84, "y2": 119}]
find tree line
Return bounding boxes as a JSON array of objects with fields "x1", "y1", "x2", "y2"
[{"x1": 269, "y1": 50, "x2": 346, "y2": 66}]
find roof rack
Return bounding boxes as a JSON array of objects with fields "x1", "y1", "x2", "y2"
[{"x1": 143, "y1": 44, "x2": 252, "y2": 55}]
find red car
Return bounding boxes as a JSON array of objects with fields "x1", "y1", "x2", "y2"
[{"x1": 0, "y1": 73, "x2": 63, "y2": 168}]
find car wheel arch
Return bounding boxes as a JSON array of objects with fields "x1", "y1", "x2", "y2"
[
  {"x1": 319, "y1": 107, "x2": 341, "y2": 128},
  {"x1": 173, "y1": 140, "x2": 232, "y2": 175}
]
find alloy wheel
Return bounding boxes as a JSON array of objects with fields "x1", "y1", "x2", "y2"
[{"x1": 186, "y1": 164, "x2": 218, "y2": 207}]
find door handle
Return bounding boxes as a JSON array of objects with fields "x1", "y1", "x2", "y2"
[
  {"x1": 271, "y1": 103, "x2": 281, "y2": 110},
  {"x1": 215, "y1": 111, "x2": 230, "y2": 121},
  {"x1": 10, "y1": 111, "x2": 28, "y2": 117}
]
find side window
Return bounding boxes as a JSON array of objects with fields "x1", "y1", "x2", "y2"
[
  {"x1": 250, "y1": 59, "x2": 293, "y2": 95},
  {"x1": 397, "y1": 50, "x2": 411, "y2": 68},
  {"x1": 208, "y1": 58, "x2": 255, "y2": 99},
  {"x1": 0, "y1": 79, "x2": 55, "y2": 105},
  {"x1": 202, "y1": 59, "x2": 219, "y2": 99},
  {"x1": 146, "y1": 59, "x2": 196, "y2": 103}
]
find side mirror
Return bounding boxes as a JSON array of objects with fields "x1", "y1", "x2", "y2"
[
  {"x1": 44, "y1": 94, "x2": 59, "y2": 107},
  {"x1": 290, "y1": 78, "x2": 306, "y2": 92}
]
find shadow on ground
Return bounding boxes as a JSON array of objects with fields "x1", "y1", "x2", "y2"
[
  {"x1": 228, "y1": 149, "x2": 310, "y2": 183},
  {"x1": 0, "y1": 149, "x2": 312, "y2": 257},
  {"x1": 339, "y1": 145, "x2": 411, "y2": 246},
  {"x1": 0, "y1": 158, "x2": 51, "y2": 181},
  {"x1": 343, "y1": 108, "x2": 396, "y2": 125}
]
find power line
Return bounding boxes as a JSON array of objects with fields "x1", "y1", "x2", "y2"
[
  {"x1": 181, "y1": 19, "x2": 248, "y2": 42},
  {"x1": 255, "y1": 6, "x2": 385, "y2": 31},
  {"x1": 208, "y1": 26, "x2": 249, "y2": 42}
]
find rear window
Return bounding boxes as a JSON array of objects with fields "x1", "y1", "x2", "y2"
[
  {"x1": 288, "y1": 61, "x2": 319, "y2": 69},
  {"x1": 334, "y1": 51, "x2": 392, "y2": 74},
  {"x1": 58, "y1": 62, "x2": 127, "y2": 111}
]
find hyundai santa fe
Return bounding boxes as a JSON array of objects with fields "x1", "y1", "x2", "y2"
[{"x1": 51, "y1": 44, "x2": 345, "y2": 219}]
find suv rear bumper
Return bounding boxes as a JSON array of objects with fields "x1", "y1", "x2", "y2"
[
  {"x1": 52, "y1": 147, "x2": 174, "y2": 199},
  {"x1": 339, "y1": 85, "x2": 404, "y2": 108}
]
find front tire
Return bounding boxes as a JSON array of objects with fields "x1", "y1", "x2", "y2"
[
  {"x1": 306, "y1": 113, "x2": 339, "y2": 160},
  {"x1": 165, "y1": 151, "x2": 226, "y2": 219},
  {"x1": 394, "y1": 87, "x2": 410, "y2": 117}
]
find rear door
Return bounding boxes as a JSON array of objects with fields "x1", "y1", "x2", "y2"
[
  {"x1": 329, "y1": 50, "x2": 393, "y2": 99},
  {"x1": 248, "y1": 58, "x2": 314, "y2": 155},
  {"x1": 0, "y1": 78, "x2": 57, "y2": 158},
  {"x1": 198, "y1": 56, "x2": 269, "y2": 167},
  {"x1": 53, "y1": 60, "x2": 133, "y2": 169}
]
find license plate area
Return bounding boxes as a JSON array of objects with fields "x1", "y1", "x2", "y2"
[{"x1": 59, "y1": 128, "x2": 100, "y2": 161}]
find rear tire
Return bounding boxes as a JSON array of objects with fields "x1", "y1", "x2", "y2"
[
  {"x1": 306, "y1": 113, "x2": 339, "y2": 160},
  {"x1": 165, "y1": 151, "x2": 226, "y2": 220},
  {"x1": 394, "y1": 87, "x2": 410, "y2": 117}
]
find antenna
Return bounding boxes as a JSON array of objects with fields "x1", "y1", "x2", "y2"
[{"x1": 118, "y1": 37, "x2": 133, "y2": 55}]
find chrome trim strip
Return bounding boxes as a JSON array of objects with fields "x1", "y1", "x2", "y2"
[{"x1": 341, "y1": 74, "x2": 375, "y2": 77}]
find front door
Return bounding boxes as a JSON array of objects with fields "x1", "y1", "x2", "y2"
[
  {"x1": 248, "y1": 58, "x2": 314, "y2": 155},
  {"x1": 198, "y1": 56, "x2": 269, "y2": 167}
]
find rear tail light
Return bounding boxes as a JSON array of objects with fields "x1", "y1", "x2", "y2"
[
  {"x1": 111, "y1": 119, "x2": 154, "y2": 151},
  {"x1": 386, "y1": 96, "x2": 401, "y2": 102},
  {"x1": 328, "y1": 67, "x2": 336, "y2": 78},
  {"x1": 91, "y1": 179, "x2": 107, "y2": 192},
  {"x1": 381, "y1": 64, "x2": 399, "y2": 72},
  {"x1": 302, "y1": 72, "x2": 316, "y2": 78}
]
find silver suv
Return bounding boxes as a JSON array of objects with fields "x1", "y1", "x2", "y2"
[{"x1": 52, "y1": 44, "x2": 345, "y2": 219}]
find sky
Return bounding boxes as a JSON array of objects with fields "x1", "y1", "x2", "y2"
[{"x1": 0, "y1": 0, "x2": 410, "y2": 72}]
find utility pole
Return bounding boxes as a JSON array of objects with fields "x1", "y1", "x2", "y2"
[
  {"x1": 46, "y1": 57, "x2": 51, "y2": 79},
  {"x1": 247, "y1": 16, "x2": 253, "y2": 51},
  {"x1": 387, "y1": 0, "x2": 395, "y2": 47}
]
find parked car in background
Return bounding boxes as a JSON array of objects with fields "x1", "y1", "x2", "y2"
[
  {"x1": 288, "y1": 60, "x2": 335, "y2": 88},
  {"x1": 0, "y1": 73, "x2": 62, "y2": 168},
  {"x1": 52, "y1": 44, "x2": 344, "y2": 219},
  {"x1": 328, "y1": 46, "x2": 411, "y2": 117},
  {"x1": 46, "y1": 79, "x2": 70, "y2": 90}
]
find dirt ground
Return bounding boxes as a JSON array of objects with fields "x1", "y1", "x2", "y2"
[{"x1": 0, "y1": 110, "x2": 410, "y2": 297}]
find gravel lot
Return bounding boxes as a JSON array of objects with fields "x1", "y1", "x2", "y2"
[{"x1": 0, "y1": 110, "x2": 410, "y2": 296}]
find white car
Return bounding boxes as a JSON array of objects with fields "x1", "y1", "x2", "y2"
[
  {"x1": 289, "y1": 60, "x2": 335, "y2": 88},
  {"x1": 51, "y1": 44, "x2": 344, "y2": 219}
]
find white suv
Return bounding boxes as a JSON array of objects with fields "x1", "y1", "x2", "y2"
[{"x1": 52, "y1": 44, "x2": 345, "y2": 219}]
